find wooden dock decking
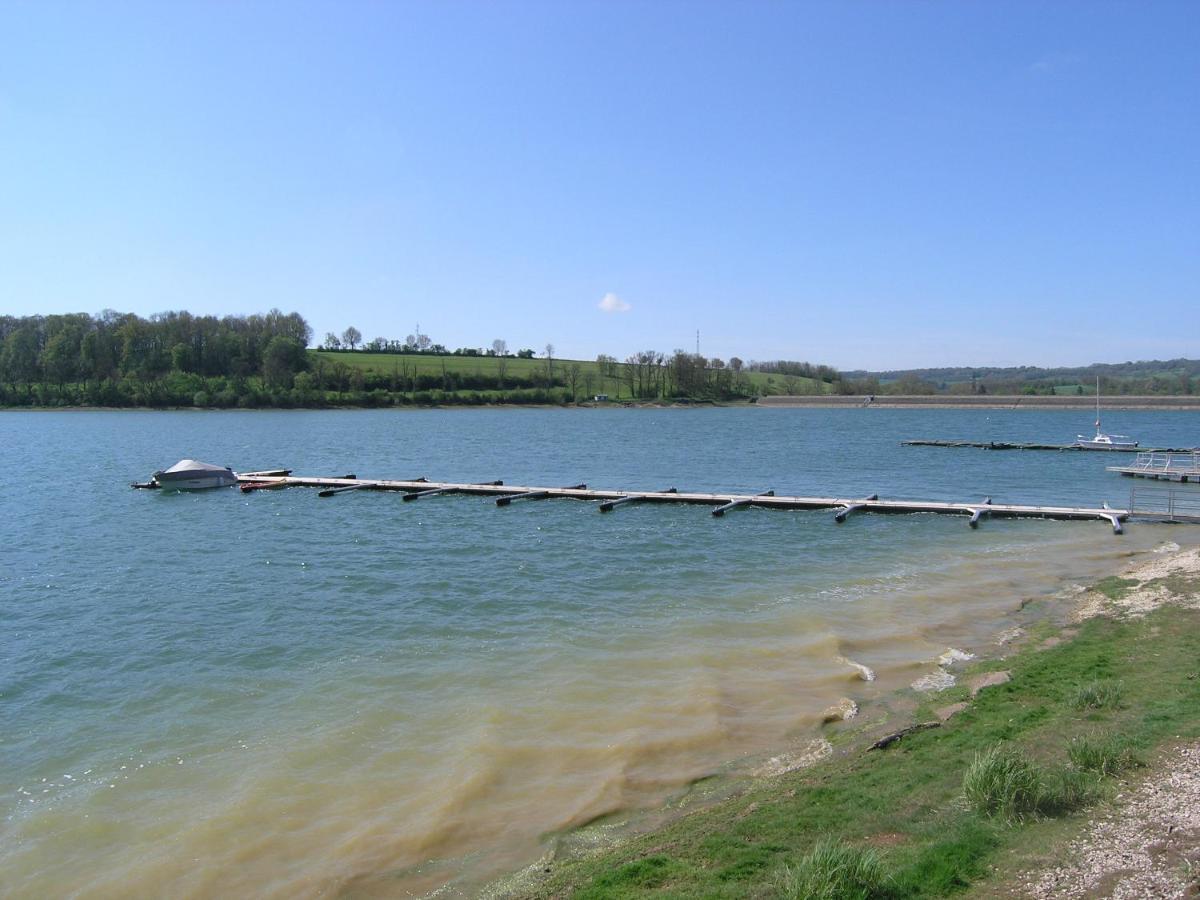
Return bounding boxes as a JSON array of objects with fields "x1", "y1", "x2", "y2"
[{"x1": 232, "y1": 472, "x2": 1142, "y2": 533}]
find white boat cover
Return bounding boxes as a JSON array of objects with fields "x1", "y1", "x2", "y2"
[{"x1": 159, "y1": 459, "x2": 234, "y2": 475}]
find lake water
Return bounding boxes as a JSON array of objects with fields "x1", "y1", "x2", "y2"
[{"x1": 3, "y1": 407, "x2": 1199, "y2": 897}]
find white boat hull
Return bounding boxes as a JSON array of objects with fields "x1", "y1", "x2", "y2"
[
  {"x1": 1074, "y1": 436, "x2": 1138, "y2": 450},
  {"x1": 154, "y1": 473, "x2": 238, "y2": 490}
]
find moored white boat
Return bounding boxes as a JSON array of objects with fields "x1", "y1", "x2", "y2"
[
  {"x1": 1074, "y1": 378, "x2": 1138, "y2": 450},
  {"x1": 151, "y1": 459, "x2": 239, "y2": 490},
  {"x1": 1074, "y1": 431, "x2": 1139, "y2": 450}
]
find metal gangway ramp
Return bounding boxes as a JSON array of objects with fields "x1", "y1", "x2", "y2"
[{"x1": 1128, "y1": 484, "x2": 1200, "y2": 524}]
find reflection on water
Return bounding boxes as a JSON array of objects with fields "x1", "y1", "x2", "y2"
[{"x1": 2, "y1": 409, "x2": 1198, "y2": 897}]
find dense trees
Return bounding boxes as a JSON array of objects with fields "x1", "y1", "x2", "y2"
[{"x1": 0, "y1": 309, "x2": 312, "y2": 407}]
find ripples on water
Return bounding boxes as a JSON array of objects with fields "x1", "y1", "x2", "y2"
[{"x1": 2, "y1": 408, "x2": 1197, "y2": 897}]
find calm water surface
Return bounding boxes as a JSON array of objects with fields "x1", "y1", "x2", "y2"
[{"x1": 2, "y1": 407, "x2": 1198, "y2": 897}]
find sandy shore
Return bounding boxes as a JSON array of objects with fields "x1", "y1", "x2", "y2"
[{"x1": 497, "y1": 541, "x2": 1200, "y2": 899}]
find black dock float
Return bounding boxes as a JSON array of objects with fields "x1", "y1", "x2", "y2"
[
  {"x1": 834, "y1": 494, "x2": 879, "y2": 523},
  {"x1": 318, "y1": 482, "x2": 373, "y2": 498},
  {"x1": 403, "y1": 480, "x2": 503, "y2": 502},
  {"x1": 598, "y1": 487, "x2": 677, "y2": 512},
  {"x1": 966, "y1": 498, "x2": 992, "y2": 529},
  {"x1": 495, "y1": 483, "x2": 587, "y2": 506},
  {"x1": 402, "y1": 486, "x2": 458, "y2": 501},
  {"x1": 712, "y1": 490, "x2": 774, "y2": 517},
  {"x1": 317, "y1": 476, "x2": 427, "y2": 497}
]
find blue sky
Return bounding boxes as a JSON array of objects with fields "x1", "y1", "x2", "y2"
[{"x1": 1, "y1": 1, "x2": 1196, "y2": 369}]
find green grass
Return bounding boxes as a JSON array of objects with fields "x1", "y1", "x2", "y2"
[
  {"x1": 574, "y1": 857, "x2": 686, "y2": 897},
  {"x1": 516, "y1": 602, "x2": 1200, "y2": 899},
  {"x1": 961, "y1": 745, "x2": 1091, "y2": 822},
  {"x1": 1067, "y1": 732, "x2": 1144, "y2": 777},
  {"x1": 961, "y1": 745, "x2": 1047, "y2": 822},
  {"x1": 774, "y1": 840, "x2": 893, "y2": 900},
  {"x1": 1092, "y1": 577, "x2": 1139, "y2": 600},
  {"x1": 1072, "y1": 679, "x2": 1124, "y2": 710}
]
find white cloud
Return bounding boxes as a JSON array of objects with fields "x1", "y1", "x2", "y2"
[
  {"x1": 1028, "y1": 52, "x2": 1082, "y2": 75},
  {"x1": 598, "y1": 292, "x2": 631, "y2": 313}
]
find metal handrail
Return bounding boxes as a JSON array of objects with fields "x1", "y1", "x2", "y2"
[
  {"x1": 1130, "y1": 484, "x2": 1200, "y2": 521},
  {"x1": 1131, "y1": 451, "x2": 1200, "y2": 472}
]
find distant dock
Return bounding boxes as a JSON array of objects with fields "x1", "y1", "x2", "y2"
[
  {"x1": 902, "y1": 439, "x2": 1199, "y2": 453},
  {"x1": 222, "y1": 470, "x2": 1199, "y2": 533}
]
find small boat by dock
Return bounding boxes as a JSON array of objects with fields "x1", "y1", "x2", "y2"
[{"x1": 132, "y1": 459, "x2": 239, "y2": 490}]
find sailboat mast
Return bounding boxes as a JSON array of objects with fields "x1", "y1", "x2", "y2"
[{"x1": 1095, "y1": 376, "x2": 1101, "y2": 431}]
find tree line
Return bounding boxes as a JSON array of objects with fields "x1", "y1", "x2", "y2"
[
  {"x1": 321, "y1": 328, "x2": 539, "y2": 359},
  {"x1": 0, "y1": 310, "x2": 312, "y2": 408},
  {"x1": 0, "y1": 309, "x2": 841, "y2": 407}
]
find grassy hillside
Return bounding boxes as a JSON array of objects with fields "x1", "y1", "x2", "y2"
[{"x1": 310, "y1": 350, "x2": 822, "y2": 399}]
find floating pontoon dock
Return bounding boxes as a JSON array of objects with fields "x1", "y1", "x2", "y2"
[
  {"x1": 903, "y1": 440, "x2": 1199, "y2": 453},
  {"x1": 1109, "y1": 452, "x2": 1200, "y2": 483},
  {"x1": 229, "y1": 471, "x2": 1150, "y2": 533}
]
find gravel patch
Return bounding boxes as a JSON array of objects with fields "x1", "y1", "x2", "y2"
[
  {"x1": 1072, "y1": 546, "x2": 1200, "y2": 623},
  {"x1": 1020, "y1": 743, "x2": 1200, "y2": 898}
]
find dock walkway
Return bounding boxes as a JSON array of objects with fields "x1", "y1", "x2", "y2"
[{"x1": 235, "y1": 472, "x2": 1142, "y2": 533}]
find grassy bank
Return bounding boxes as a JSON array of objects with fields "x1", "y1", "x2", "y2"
[{"x1": 506, "y1": 549, "x2": 1200, "y2": 899}]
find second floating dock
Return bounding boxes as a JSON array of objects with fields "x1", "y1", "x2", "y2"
[{"x1": 1108, "y1": 451, "x2": 1200, "y2": 482}]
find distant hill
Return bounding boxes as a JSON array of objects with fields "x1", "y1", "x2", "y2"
[{"x1": 839, "y1": 358, "x2": 1200, "y2": 396}]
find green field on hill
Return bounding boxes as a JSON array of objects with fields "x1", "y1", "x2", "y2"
[{"x1": 310, "y1": 351, "x2": 822, "y2": 399}]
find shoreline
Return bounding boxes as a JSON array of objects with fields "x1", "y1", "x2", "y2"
[
  {"x1": 6, "y1": 394, "x2": 1200, "y2": 412},
  {"x1": 491, "y1": 538, "x2": 1200, "y2": 899},
  {"x1": 760, "y1": 394, "x2": 1200, "y2": 409},
  {"x1": 0, "y1": 400, "x2": 743, "y2": 413}
]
